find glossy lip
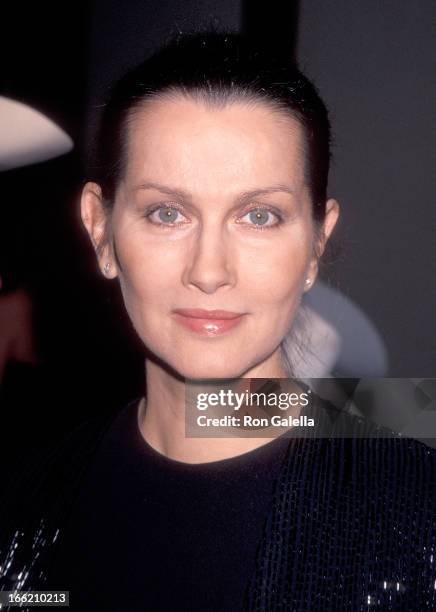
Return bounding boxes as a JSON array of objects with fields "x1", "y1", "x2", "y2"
[
  {"x1": 173, "y1": 308, "x2": 244, "y2": 319},
  {"x1": 172, "y1": 308, "x2": 247, "y2": 336}
]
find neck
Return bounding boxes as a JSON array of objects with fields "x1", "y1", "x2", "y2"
[{"x1": 138, "y1": 351, "x2": 291, "y2": 464}]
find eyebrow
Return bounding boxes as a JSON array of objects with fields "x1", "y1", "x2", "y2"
[{"x1": 133, "y1": 181, "x2": 295, "y2": 200}]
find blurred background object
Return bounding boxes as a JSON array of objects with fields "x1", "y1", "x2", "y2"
[
  {"x1": 302, "y1": 281, "x2": 389, "y2": 378},
  {"x1": 0, "y1": 97, "x2": 73, "y2": 171}
]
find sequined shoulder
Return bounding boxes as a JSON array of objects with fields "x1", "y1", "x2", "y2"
[
  {"x1": 0, "y1": 411, "x2": 113, "y2": 604},
  {"x1": 247, "y1": 427, "x2": 436, "y2": 611}
]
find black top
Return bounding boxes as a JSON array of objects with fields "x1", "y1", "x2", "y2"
[
  {"x1": 2, "y1": 391, "x2": 436, "y2": 611},
  {"x1": 50, "y1": 399, "x2": 290, "y2": 611}
]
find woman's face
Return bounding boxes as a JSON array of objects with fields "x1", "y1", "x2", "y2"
[{"x1": 82, "y1": 96, "x2": 338, "y2": 379}]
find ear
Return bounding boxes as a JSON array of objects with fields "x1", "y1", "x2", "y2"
[
  {"x1": 80, "y1": 182, "x2": 117, "y2": 278},
  {"x1": 304, "y1": 198, "x2": 340, "y2": 291}
]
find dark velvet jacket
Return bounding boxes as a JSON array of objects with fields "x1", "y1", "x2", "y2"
[{"x1": 1, "y1": 395, "x2": 435, "y2": 611}]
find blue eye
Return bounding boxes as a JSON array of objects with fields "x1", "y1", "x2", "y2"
[
  {"x1": 145, "y1": 204, "x2": 282, "y2": 229},
  {"x1": 147, "y1": 205, "x2": 187, "y2": 225},
  {"x1": 239, "y1": 207, "x2": 281, "y2": 227}
]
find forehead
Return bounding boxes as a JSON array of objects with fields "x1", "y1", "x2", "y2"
[{"x1": 123, "y1": 95, "x2": 306, "y2": 193}]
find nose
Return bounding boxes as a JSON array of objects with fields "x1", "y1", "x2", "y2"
[{"x1": 182, "y1": 225, "x2": 235, "y2": 294}]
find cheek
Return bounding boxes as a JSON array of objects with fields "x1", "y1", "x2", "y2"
[
  {"x1": 240, "y1": 235, "x2": 311, "y2": 309},
  {"x1": 113, "y1": 226, "x2": 185, "y2": 309}
]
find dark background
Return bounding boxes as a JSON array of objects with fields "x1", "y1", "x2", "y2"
[{"x1": 1, "y1": 1, "x2": 435, "y2": 458}]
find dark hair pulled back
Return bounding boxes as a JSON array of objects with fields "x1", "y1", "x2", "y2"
[{"x1": 91, "y1": 29, "x2": 331, "y2": 228}]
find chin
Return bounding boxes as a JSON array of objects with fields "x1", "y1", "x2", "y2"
[{"x1": 169, "y1": 356, "x2": 254, "y2": 381}]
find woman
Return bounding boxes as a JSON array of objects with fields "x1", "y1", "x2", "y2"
[{"x1": 1, "y1": 31, "x2": 435, "y2": 611}]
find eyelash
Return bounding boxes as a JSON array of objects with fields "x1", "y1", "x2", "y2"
[{"x1": 144, "y1": 203, "x2": 284, "y2": 230}]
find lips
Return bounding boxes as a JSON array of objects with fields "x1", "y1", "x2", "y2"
[
  {"x1": 173, "y1": 309, "x2": 244, "y2": 319},
  {"x1": 172, "y1": 308, "x2": 246, "y2": 335}
]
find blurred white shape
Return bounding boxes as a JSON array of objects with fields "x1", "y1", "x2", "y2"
[
  {"x1": 285, "y1": 280, "x2": 389, "y2": 378},
  {"x1": 305, "y1": 281, "x2": 389, "y2": 377},
  {"x1": 284, "y1": 304, "x2": 342, "y2": 378},
  {"x1": 0, "y1": 96, "x2": 73, "y2": 171}
]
